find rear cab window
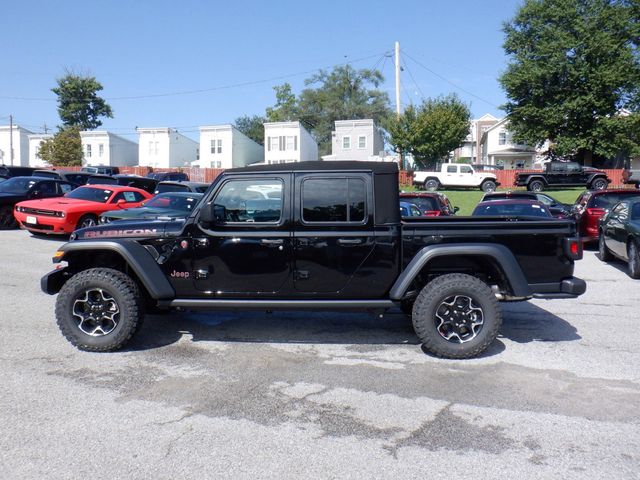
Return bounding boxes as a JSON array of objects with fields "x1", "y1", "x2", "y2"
[{"x1": 301, "y1": 176, "x2": 367, "y2": 224}]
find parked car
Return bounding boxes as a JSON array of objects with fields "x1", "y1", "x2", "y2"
[
  {"x1": 86, "y1": 175, "x2": 119, "y2": 186},
  {"x1": 481, "y1": 191, "x2": 571, "y2": 218},
  {"x1": 145, "y1": 171, "x2": 189, "y2": 182},
  {"x1": 32, "y1": 170, "x2": 93, "y2": 186},
  {"x1": 472, "y1": 199, "x2": 554, "y2": 218},
  {"x1": 0, "y1": 177, "x2": 76, "y2": 229},
  {"x1": 14, "y1": 184, "x2": 152, "y2": 234},
  {"x1": 413, "y1": 163, "x2": 499, "y2": 192},
  {"x1": 572, "y1": 189, "x2": 640, "y2": 243},
  {"x1": 100, "y1": 192, "x2": 204, "y2": 223},
  {"x1": 154, "y1": 181, "x2": 210, "y2": 195},
  {"x1": 112, "y1": 175, "x2": 158, "y2": 194},
  {"x1": 598, "y1": 198, "x2": 640, "y2": 278},
  {"x1": 399, "y1": 191, "x2": 458, "y2": 216},
  {"x1": 81, "y1": 166, "x2": 120, "y2": 175},
  {"x1": 622, "y1": 168, "x2": 640, "y2": 188},
  {"x1": 0, "y1": 165, "x2": 37, "y2": 179},
  {"x1": 514, "y1": 161, "x2": 610, "y2": 192},
  {"x1": 399, "y1": 201, "x2": 422, "y2": 217},
  {"x1": 42, "y1": 161, "x2": 585, "y2": 358}
]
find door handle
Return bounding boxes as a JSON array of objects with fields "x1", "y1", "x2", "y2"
[
  {"x1": 337, "y1": 238, "x2": 363, "y2": 245},
  {"x1": 260, "y1": 238, "x2": 284, "y2": 245}
]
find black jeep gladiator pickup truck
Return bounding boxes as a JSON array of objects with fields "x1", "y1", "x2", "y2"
[
  {"x1": 514, "y1": 161, "x2": 610, "y2": 192},
  {"x1": 42, "y1": 161, "x2": 586, "y2": 358}
]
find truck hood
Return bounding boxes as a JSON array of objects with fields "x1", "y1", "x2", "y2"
[{"x1": 73, "y1": 218, "x2": 186, "y2": 240}]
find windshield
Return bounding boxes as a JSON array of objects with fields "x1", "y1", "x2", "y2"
[
  {"x1": 0, "y1": 177, "x2": 38, "y2": 193},
  {"x1": 473, "y1": 203, "x2": 551, "y2": 217},
  {"x1": 403, "y1": 196, "x2": 439, "y2": 211},
  {"x1": 65, "y1": 187, "x2": 113, "y2": 203},
  {"x1": 145, "y1": 193, "x2": 203, "y2": 211}
]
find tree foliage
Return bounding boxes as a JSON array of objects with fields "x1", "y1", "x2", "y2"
[
  {"x1": 267, "y1": 66, "x2": 392, "y2": 155},
  {"x1": 386, "y1": 95, "x2": 471, "y2": 169},
  {"x1": 234, "y1": 114, "x2": 266, "y2": 145},
  {"x1": 500, "y1": 0, "x2": 640, "y2": 163},
  {"x1": 38, "y1": 127, "x2": 83, "y2": 167},
  {"x1": 52, "y1": 72, "x2": 114, "y2": 130}
]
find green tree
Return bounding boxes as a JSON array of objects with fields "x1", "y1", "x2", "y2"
[
  {"x1": 386, "y1": 95, "x2": 471, "y2": 169},
  {"x1": 234, "y1": 115, "x2": 266, "y2": 145},
  {"x1": 500, "y1": 0, "x2": 640, "y2": 164},
  {"x1": 266, "y1": 66, "x2": 392, "y2": 155},
  {"x1": 38, "y1": 127, "x2": 83, "y2": 167},
  {"x1": 52, "y1": 72, "x2": 114, "y2": 130},
  {"x1": 265, "y1": 83, "x2": 299, "y2": 122}
]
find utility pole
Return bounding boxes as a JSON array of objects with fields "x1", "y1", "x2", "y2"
[
  {"x1": 9, "y1": 114, "x2": 13, "y2": 166},
  {"x1": 394, "y1": 41, "x2": 404, "y2": 169}
]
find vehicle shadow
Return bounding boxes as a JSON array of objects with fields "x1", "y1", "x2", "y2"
[
  {"x1": 127, "y1": 301, "x2": 580, "y2": 354},
  {"x1": 597, "y1": 253, "x2": 633, "y2": 277}
]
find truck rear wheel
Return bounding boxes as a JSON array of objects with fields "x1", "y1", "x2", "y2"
[
  {"x1": 412, "y1": 273, "x2": 502, "y2": 359},
  {"x1": 528, "y1": 180, "x2": 544, "y2": 192},
  {"x1": 424, "y1": 179, "x2": 440, "y2": 191},
  {"x1": 55, "y1": 268, "x2": 144, "y2": 351}
]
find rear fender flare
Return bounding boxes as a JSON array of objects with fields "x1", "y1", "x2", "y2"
[{"x1": 389, "y1": 243, "x2": 532, "y2": 299}]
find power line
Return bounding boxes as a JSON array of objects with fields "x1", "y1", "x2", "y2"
[
  {"x1": 402, "y1": 50, "x2": 500, "y2": 109},
  {"x1": 401, "y1": 57, "x2": 425, "y2": 101}
]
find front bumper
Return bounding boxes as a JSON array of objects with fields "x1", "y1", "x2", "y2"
[{"x1": 530, "y1": 277, "x2": 587, "y2": 299}]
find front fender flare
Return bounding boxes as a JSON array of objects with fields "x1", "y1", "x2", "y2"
[{"x1": 389, "y1": 243, "x2": 532, "y2": 300}]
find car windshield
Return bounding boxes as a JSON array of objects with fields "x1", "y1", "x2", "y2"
[
  {"x1": 473, "y1": 203, "x2": 551, "y2": 217},
  {"x1": 145, "y1": 194, "x2": 203, "y2": 211},
  {"x1": 592, "y1": 193, "x2": 640, "y2": 209},
  {"x1": 0, "y1": 177, "x2": 39, "y2": 193},
  {"x1": 403, "y1": 196, "x2": 439, "y2": 211},
  {"x1": 65, "y1": 187, "x2": 113, "y2": 203}
]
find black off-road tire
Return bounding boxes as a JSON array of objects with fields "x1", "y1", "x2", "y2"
[
  {"x1": 55, "y1": 268, "x2": 144, "y2": 351},
  {"x1": 590, "y1": 178, "x2": 608, "y2": 190},
  {"x1": 598, "y1": 233, "x2": 613, "y2": 262},
  {"x1": 628, "y1": 240, "x2": 640, "y2": 279},
  {"x1": 424, "y1": 178, "x2": 440, "y2": 191},
  {"x1": 480, "y1": 180, "x2": 497, "y2": 193},
  {"x1": 528, "y1": 180, "x2": 545, "y2": 192},
  {"x1": 76, "y1": 214, "x2": 98, "y2": 230},
  {"x1": 412, "y1": 273, "x2": 502, "y2": 359},
  {"x1": 0, "y1": 206, "x2": 18, "y2": 229}
]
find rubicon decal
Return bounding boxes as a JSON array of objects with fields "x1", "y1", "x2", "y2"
[{"x1": 82, "y1": 228, "x2": 158, "y2": 238}]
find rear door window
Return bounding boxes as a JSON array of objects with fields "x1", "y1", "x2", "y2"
[{"x1": 302, "y1": 178, "x2": 366, "y2": 223}]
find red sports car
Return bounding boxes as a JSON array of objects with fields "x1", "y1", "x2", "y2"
[{"x1": 14, "y1": 185, "x2": 153, "y2": 234}]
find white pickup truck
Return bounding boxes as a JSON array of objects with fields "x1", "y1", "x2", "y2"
[{"x1": 413, "y1": 164, "x2": 500, "y2": 192}]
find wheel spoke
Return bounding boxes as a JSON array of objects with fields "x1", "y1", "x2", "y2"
[
  {"x1": 71, "y1": 288, "x2": 120, "y2": 336},
  {"x1": 434, "y1": 294, "x2": 484, "y2": 343}
]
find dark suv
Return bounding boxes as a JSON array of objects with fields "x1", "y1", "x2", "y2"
[
  {"x1": 145, "y1": 171, "x2": 189, "y2": 182},
  {"x1": 573, "y1": 189, "x2": 640, "y2": 243},
  {"x1": 399, "y1": 191, "x2": 458, "y2": 216}
]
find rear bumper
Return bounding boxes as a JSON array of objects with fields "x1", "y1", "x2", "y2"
[{"x1": 530, "y1": 277, "x2": 587, "y2": 299}]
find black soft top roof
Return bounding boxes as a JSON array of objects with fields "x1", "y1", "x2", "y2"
[{"x1": 229, "y1": 161, "x2": 398, "y2": 175}]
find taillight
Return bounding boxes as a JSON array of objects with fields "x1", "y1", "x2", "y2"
[
  {"x1": 563, "y1": 237, "x2": 583, "y2": 260},
  {"x1": 424, "y1": 210, "x2": 441, "y2": 216},
  {"x1": 586, "y1": 208, "x2": 606, "y2": 216}
]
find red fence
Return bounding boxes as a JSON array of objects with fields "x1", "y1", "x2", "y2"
[{"x1": 400, "y1": 169, "x2": 626, "y2": 188}]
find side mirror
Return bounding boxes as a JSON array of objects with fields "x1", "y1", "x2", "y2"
[
  {"x1": 453, "y1": 206, "x2": 460, "y2": 213},
  {"x1": 200, "y1": 204, "x2": 226, "y2": 225}
]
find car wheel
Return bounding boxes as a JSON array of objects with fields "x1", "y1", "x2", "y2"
[
  {"x1": 628, "y1": 240, "x2": 640, "y2": 279},
  {"x1": 480, "y1": 180, "x2": 497, "y2": 193},
  {"x1": 0, "y1": 206, "x2": 18, "y2": 230},
  {"x1": 424, "y1": 179, "x2": 439, "y2": 191},
  {"x1": 598, "y1": 232, "x2": 613, "y2": 261},
  {"x1": 528, "y1": 180, "x2": 544, "y2": 192},
  {"x1": 412, "y1": 273, "x2": 502, "y2": 359},
  {"x1": 76, "y1": 214, "x2": 98, "y2": 230},
  {"x1": 55, "y1": 268, "x2": 143, "y2": 351},
  {"x1": 591, "y1": 178, "x2": 608, "y2": 190}
]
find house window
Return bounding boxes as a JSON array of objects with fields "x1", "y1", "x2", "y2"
[
  {"x1": 286, "y1": 136, "x2": 297, "y2": 151},
  {"x1": 211, "y1": 160, "x2": 221, "y2": 168},
  {"x1": 86, "y1": 145, "x2": 92, "y2": 158},
  {"x1": 148, "y1": 141, "x2": 159, "y2": 155},
  {"x1": 210, "y1": 140, "x2": 216, "y2": 154},
  {"x1": 498, "y1": 132, "x2": 507, "y2": 145},
  {"x1": 268, "y1": 137, "x2": 280, "y2": 152},
  {"x1": 98, "y1": 144, "x2": 104, "y2": 157},
  {"x1": 342, "y1": 136, "x2": 351, "y2": 149},
  {"x1": 217, "y1": 139, "x2": 222, "y2": 154},
  {"x1": 358, "y1": 136, "x2": 366, "y2": 149}
]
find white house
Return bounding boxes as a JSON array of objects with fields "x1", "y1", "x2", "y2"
[
  {"x1": 263, "y1": 121, "x2": 317, "y2": 164},
  {"x1": 323, "y1": 119, "x2": 386, "y2": 161},
  {"x1": 454, "y1": 113, "x2": 500, "y2": 163},
  {"x1": 195, "y1": 124, "x2": 263, "y2": 169},
  {"x1": 479, "y1": 118, "x2": 537, "y2": 169},
  {"x1": 80, "y1": 130, "x2": 138, "y2": 167},
  {"x1": 0, "y1": 125, "x2": 33, "y2": 166},
  {"x1": 27, "y1": 134, "x2": 53, "y2": 167},
  {"x1": 137, "y1": 128, "x2": 198, "y2": 168}
]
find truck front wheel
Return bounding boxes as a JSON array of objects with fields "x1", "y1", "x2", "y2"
[
  {"x1": 480, "y1": 180, "x2": 497, "y2": 193},
  {"x1": 528, "y1": 180, "x2": 544, "y2": 192},
  {"x1": 411, "y1": 273, "x2": 502, "y2": 359},
  {"x1": 55, "y1": 268, "x2": 144, "y2": 351}
]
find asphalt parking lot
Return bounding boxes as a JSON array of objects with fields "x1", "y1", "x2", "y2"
[{"x1": 1, "y1": 229, "x2": 639, "y2": 479}]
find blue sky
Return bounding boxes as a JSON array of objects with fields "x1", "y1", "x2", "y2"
[{"x1": 2, "y1": 0, "x2": 524, "y2": 141}]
